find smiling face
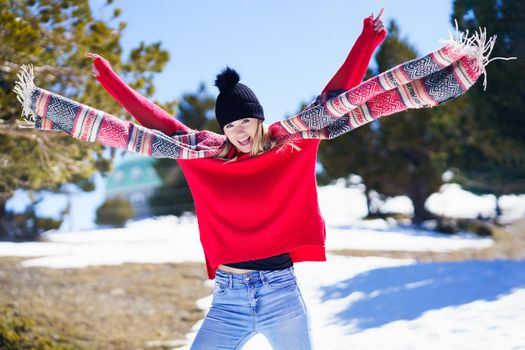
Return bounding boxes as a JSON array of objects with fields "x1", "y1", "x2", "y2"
[{"x1": 223, "y1": 117, "x2": 260, "y2": 153}]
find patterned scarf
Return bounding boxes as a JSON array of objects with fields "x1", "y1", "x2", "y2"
[{"x1": 14, "y1": 26, "x2": 511, "y2": 159}]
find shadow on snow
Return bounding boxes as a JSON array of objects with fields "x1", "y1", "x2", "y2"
[{"x1": 320, "y1": 260, "x2": 525, "y2": 333}]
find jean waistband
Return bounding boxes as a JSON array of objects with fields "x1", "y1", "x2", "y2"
[{"x1": 215, "y1": 266, "x2": 295, "y2": 286}]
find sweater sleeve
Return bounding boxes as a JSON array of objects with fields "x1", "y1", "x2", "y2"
[
  {"x1": 321, "y1": 16, "x2": 386, "y2": 94},
  {"x1": 93, "y1": 56, "x2": 192, "y2": 136},
  {"x1": 269, "y1": 16, "x2": 385, "y2": 141}
]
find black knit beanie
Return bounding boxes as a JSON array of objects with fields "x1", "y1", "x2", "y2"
[{"x1": 214, "y1": 67, "x2": 264, "y2": 129}]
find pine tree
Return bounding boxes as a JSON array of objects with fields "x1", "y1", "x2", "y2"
[
  {"x1": 0, "y1": 0, "x2": 171, "y2": 236},
  {"x1": 450, "y1": 0, "x2": 525, "y2": 219},
  {"x1": 318, "y1": 21, "x2": 466, "y2": 224}
]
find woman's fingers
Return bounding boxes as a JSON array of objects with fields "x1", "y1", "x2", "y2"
[
  {"x1": 373, "y1": 8, "x2": 385, "y2": 33},
  {"x1": 91, "y1": 65, "x2": 99, "y2": 78},
  {"x1": 85, "y1": 52, "x2": 100, "y2": 59},
  {"x1": 374, "y1": 8, "x2": 384, "y2": 23},
  {"x1": 85, "y1": 53, "x2": 101, "y2": 77}
]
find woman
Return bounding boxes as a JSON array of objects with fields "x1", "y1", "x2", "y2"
[
  {"x1": 16, "y1": 7, "x2": 495, "y2": 349},
  {"x1": 82, "y1": 11, "x2": 386, "y2": 350}
]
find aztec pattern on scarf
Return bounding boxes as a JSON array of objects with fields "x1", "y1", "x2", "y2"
[
  {"x1": 270, "y1": 46, "x2": 480, "y2": 142},
  {"x1": 15, "y1": 27, "x2": 500, "y2": 159},
  {"x1": 23, "y1": 86, "x2": 226, "y2": 159}
]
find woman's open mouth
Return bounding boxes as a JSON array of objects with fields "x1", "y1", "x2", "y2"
[{"x1": 238, "y1": 136, "x2": 251, "y2": 147}]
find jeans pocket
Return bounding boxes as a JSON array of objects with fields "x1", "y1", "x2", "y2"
[
  {"x1": 263, "y1": 270, "x2": 296, "y2": 289},
  {"x1": 213, "y1": 281, "x2": 229, "y2": 296}
]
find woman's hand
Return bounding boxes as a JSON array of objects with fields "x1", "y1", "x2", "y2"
[
  {"x1": 85, "y1": 52, "x2": 102, "y2": 78},
  {"x1": 372, "y1": 8, "x2": 385, "y2": 33}
]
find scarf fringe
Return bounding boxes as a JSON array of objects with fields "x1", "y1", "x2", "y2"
[
  {"x1": 13, "y1": 64, "x2": 36, "y2": 123},
  {"x1": 440, "y1": 19, "x2": 516, "y2": 90}
]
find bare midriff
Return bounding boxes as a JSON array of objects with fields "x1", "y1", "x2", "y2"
[{"x1": 218, "y1": 264, "x2": 256, "y2": 274}]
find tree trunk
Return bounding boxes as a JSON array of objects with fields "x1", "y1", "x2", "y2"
[
  {"x1": 494, "y1": 195, "x2": 502, "y2": 225},
  {"x1": 0, "y1": 198, "x2": 7, "y2": 238},
  {"x1": 407, "y1": 178, "x2": 435, "y2": 225}
]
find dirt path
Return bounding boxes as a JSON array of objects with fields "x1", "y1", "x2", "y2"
[{"x1": 0, "y1": 259, "x2": 209, "y2": 350}]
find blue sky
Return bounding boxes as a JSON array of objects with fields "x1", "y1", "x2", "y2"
[{"x1": 90, "y1": 0, "x2": 453, "y2": 123}]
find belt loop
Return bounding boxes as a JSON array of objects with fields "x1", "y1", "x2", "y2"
[
  {"x1": 259, "y1": 270, "x2": 266, "y2": 284},
  {"x1": 229, "y1": 274, "x2": 233, "y2": 289}
]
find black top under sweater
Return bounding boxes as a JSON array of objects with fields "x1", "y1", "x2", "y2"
[{"x1": 223, "y1": 252, "x2": 293, "y2": 270}]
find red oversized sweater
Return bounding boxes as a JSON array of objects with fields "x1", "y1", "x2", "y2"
[
  {"x1": 94, "y1": 17, "x2": 385, "y2": 278},
  {"x1": 178, "y1": 139, "x2": 325, "y2": 278}
]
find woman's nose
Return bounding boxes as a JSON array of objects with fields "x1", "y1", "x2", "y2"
[{"x1": 234, "y1": 125, "x2": 246, "y2": 133}]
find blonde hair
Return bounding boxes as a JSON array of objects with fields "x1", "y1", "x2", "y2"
[{"x1": 216, "y1": 120, "x2": 301, "y2": 162}]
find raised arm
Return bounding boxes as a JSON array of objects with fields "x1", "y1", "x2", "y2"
[
  {"x1": 87, "y1": 53, "x2": 192, "y2": 136},
  {"x1": 322, "y1": 10, "x2": 386, "y2": 94},
  {"x1": 270, "y1": 11, "x2": 386, "y2": 141},
  {"x1": 269, "y1": 21, "x2": 492, "y2": 141},
  {"x1": 14, "y1": 65, "x2": 226, "y2": 160}
]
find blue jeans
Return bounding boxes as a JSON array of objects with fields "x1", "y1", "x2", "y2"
[{"x1": 190, "y1": 267, "x2": 313, "y2": 350}]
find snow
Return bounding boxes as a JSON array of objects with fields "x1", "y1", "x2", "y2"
[
  {"x1": 182, "y1": 256, "x2": 525, "y2": 350},
  {"x1": 1, "y1": 182, "x2": 525, "y2": 349},
  {"x1": 0, "y1": 217, "x2": 491, "y2": 269},
  {"x1": 326, "y1": 223, "x2": 493, "y2": 252},
  {"x1": 317, "y1": 181, "x2": 525, "y2": 226},
  {"x1": 7, "y1": 180, "x2": 525, "y2": 231},
  {"x1": 0, "y1": 217, "x2": 205, "y2": 268}
]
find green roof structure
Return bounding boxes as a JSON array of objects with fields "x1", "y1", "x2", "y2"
[{"x1": 106, "y1": 155, "x2": 162, "y2": 196}]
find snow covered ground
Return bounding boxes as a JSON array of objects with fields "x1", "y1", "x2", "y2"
[
  {"x1": 1, "y1": 183, "x2": 524, "y2": 349},
  {"x1": 0, "y1": 216, "x2": 493, "y2": 269},
  {"x1": 185, "y1": 256, "x2": 525, "y2": 350}
]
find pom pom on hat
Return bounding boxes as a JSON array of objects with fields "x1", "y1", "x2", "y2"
[{"x1": 215, "y1": 67, "x2": 240, "y2": 92}]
